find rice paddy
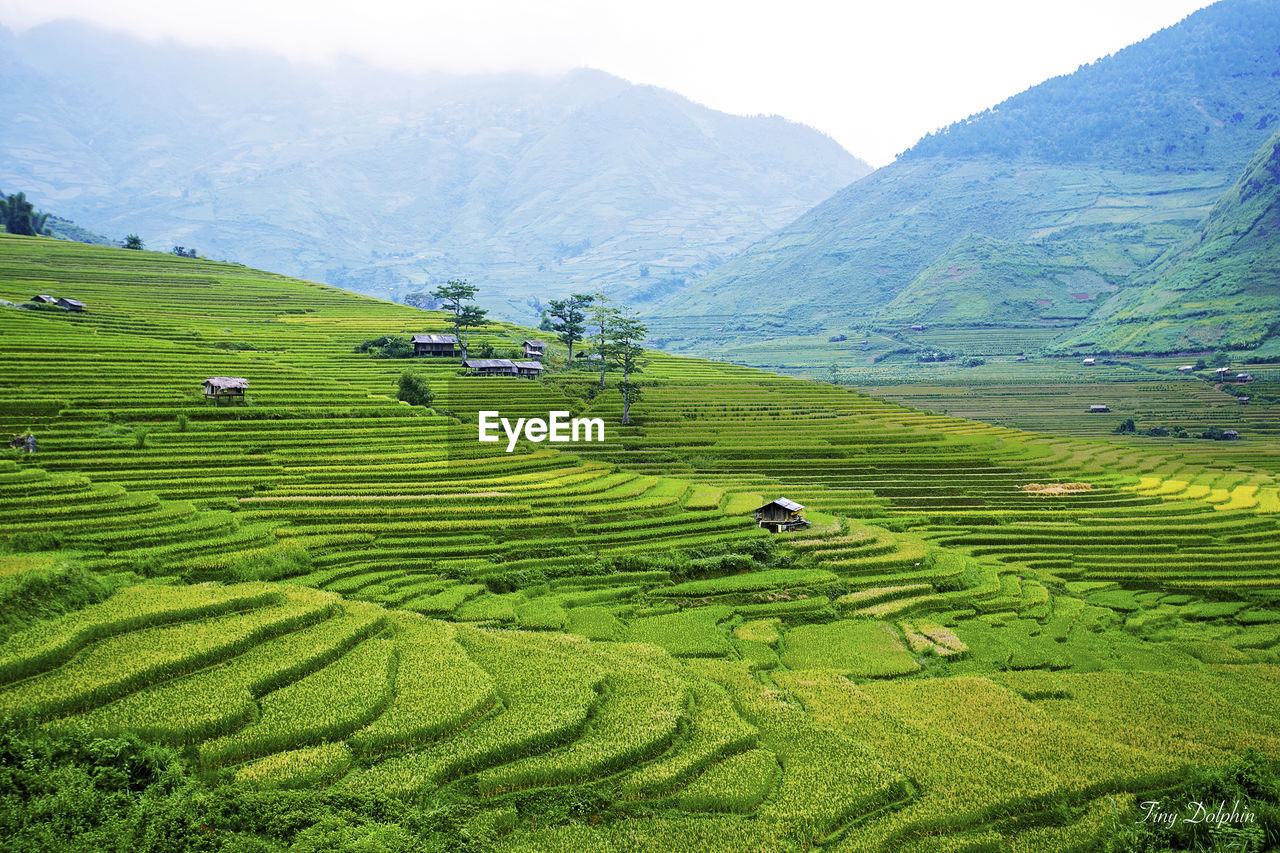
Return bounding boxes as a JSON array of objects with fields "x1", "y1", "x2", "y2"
[{"x1": 1, "y1": 234, "x2": 1277, "y2": 850}]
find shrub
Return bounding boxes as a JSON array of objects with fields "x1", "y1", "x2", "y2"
[
  {"x1": 397, "y1": 372, "x2": 434, "y2": 408},
  {"x1": 355, "y1": 335, "x2": 413, "y2": 358}
]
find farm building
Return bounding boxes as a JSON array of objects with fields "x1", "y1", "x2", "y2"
[
  {"x1": 910, "y1": 324, "x2": 924, "y2": 332},
  {"x1": 1236, "y1": 373, "x2": 1254, "y2": 383},
  {"x1": 1082, "y1": 358, "x2": 1096, "y2": 366},
  {"x1": 522, "y1": 339, "x2": 546, "y2": 359},
  {"x1": 1177, "y1": 365, "x2": 1194, "y2": 373},
  {"x1": 1088, "y1": 404, "x2": 1111, "y2": 413},
  {"x1": 1223, "y1": 430, "x2": 1240, "y2": 440},
  {"x1": 463, "y1": 359, "x2": 519, "y2": 377},
  {"x1": 57, "y1": 297, "x2": 85, "y2": 312},
  {"x1": 753, "y1": 497, "x2": 810, "y2": 533},
  {"x1": 411, "y1": 334, "x2": 458, "y2": 357},
  {"x1": 203, "y1": 377, "x2": 248, "y2": 405},
  {"x1": 1239, "y1": 396, "x2": 1250, "y2": 404},
  {"x1": 1015, "y1": 355, "x2": 1028, "y2": 362},
  {"x1": 514, "y1": 361, "x2": 544, "y2": 378},
  {"x1": 31, "y1": 294, "x2": 56, "y2": 304}
]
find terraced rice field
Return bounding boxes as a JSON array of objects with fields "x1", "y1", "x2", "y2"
[{"x1": 1, "y1": 234, "x2": 1278, "y2": 850}]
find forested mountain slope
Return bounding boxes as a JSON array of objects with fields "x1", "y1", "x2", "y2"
[{"x1": 651, "y1": 0, "x2": 1280, "y2": 359}]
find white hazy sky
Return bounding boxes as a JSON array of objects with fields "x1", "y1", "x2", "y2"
[{"x1": 0, "y1": 0, "x2": 1219, "y2": 166}]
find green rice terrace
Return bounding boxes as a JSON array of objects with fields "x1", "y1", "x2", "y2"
[{"x1": 1, "y1": 234, "x2": 1279, "y2": 851}]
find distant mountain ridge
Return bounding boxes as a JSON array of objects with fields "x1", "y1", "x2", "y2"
[
  {"x1": 651, "y1": 0, "x2": 1280, "y2": 359},
  {"x1": 0, "y1": 21, "x2": 868, "y2": 321}
]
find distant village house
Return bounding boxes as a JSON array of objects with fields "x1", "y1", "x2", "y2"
[
  {"x1": 1082, "y1": 358, "x2": 1096, "y2": 366},
  {"x1": 522, "y1": 339, "x2": 546, "y2": 360},
  {"x1": 1088, "y1": 404, "x2": 1111, "y2": 413},
  {"x1": 57, "y1": 298, "x2": 85, "y2": 312},
  {"x1": 31, "y1": 295, "x2": 56, "y2": 304},
  {"x1": 412, "y1": 334, "x2": 458, "y2": 357},
  {"x1": 753, "y1": 497, "x2": 811, "y2": 533},
  {"x1": 1177, "y1": 365, "x2": 1194, "y2": 373}
]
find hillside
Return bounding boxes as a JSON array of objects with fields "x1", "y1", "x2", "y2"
[
  {"x1": 651, "y1": 0, "x2": 1280, "y2": 363},
  {"x1": 1062, "y1": 127, "x2": 1280, "y2": 353},
  {"x1": 0, "y1": 21, "x2": 866, "y2": 322},
  {"x1": 2, "y1": 235, "x2": 1280, "y2": 849}
]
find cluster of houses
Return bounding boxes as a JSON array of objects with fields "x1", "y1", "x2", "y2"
[
  {"x1": 1214, "y1": 366, "x2": 1254, "y2": 383},
  {"x1": 409, "y1": 333, "x2": 548, "y2": 379},
  {"x1": 30, "y1": 294, "x2": 85, "y2": 312}
]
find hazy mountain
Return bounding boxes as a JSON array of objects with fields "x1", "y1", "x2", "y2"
[
  {"x1": 651, "y1": 0, "x2": 1280, "y2": 356},
  {"x1": 0, "y1": 21, "x2": 868, "y2": 321}
]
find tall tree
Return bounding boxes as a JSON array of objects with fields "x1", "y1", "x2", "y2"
[
  {"x1": 547, "y1": 293, "x2": 593, "y2": 364},
  {"x1": 123, "y1": 234, "x2": 144, "y2": 250},
  {"x1": 0, "y1": 192, "x2": 49, "y2": 237},
  {"x1": 587, "y1": 292, "x2": 616, "y2": 388},
  {"x1": 602, "y1": 308, "x2": 647, "y2": 425},
  {"x1": 430, "y1": 278, "x2": 487, "y2": 359}
]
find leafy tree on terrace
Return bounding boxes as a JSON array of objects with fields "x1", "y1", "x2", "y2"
[
  {"x1": 123, "y1": 234, "x2": 144, "y2": 250},
  {"x1": 0, "y1": 191, "x2": 49, "y2": 237},
  {"x1": 588, "y1": 292, "x2": 616, "y2": 388},
  {"x1": 547, "y1": 293, "x2": 594, "y2": 364},
  {"x1": 430, "y1": 279, "x2": 487, "y2": 360},
  {"x1": 602, "y1": 308, "x2": 647, "y2": 425}
]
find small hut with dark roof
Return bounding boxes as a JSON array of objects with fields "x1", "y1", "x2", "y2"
[
  {"x1": 463, "y1": 359, "x2": 518, "y2": 377},
  {"x1": 203, "y1": 377, "x2": 248, "y2": 404},
  {"x1": 522, "y1": 340, "x2": 546, "y2": 359},
  {"x1": 513, "y1": 360, "x2": 544, "y2": 378},
  {"x1": 57, "y1": 298, "x2": 85, "y2": 312},
  {"x1": 753, "y1": 497, "x2": 810, "y2": 533},
  {"x1": 412, "y1": 334, "x2": 458, "y2": 357}
]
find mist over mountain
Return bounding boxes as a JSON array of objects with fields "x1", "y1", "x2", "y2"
[
  {"x1": 652, "y1": 0, "x2": 1280, "y2": 358},
  {"x1": 0, "y1": 20, "x2": 868, "y2": 321}
]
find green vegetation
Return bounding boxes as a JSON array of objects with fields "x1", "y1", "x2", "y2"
[
  {"x1": 0, "y1": 191, "x2": 49, "y2": 237},
  {"x1": 432, "y1": 279, "x2": 488, "y2": 357},
  {"x1": 396, "y1": 371, "x2": 434, "y2": 408},
  {"x1": 0, "y1": 236, "x2": 1278, "y2": 850}
]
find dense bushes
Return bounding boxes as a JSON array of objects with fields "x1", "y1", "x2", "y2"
[
  {"x1": 396, "y1": 372, "x2": 434, "y2": 408},
  {"x1": 0, "y1": 726, "x2": 477, "y2": 853},
  {"x1": 355, "y1": 336, "x2": 413, "y2": 358}
]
